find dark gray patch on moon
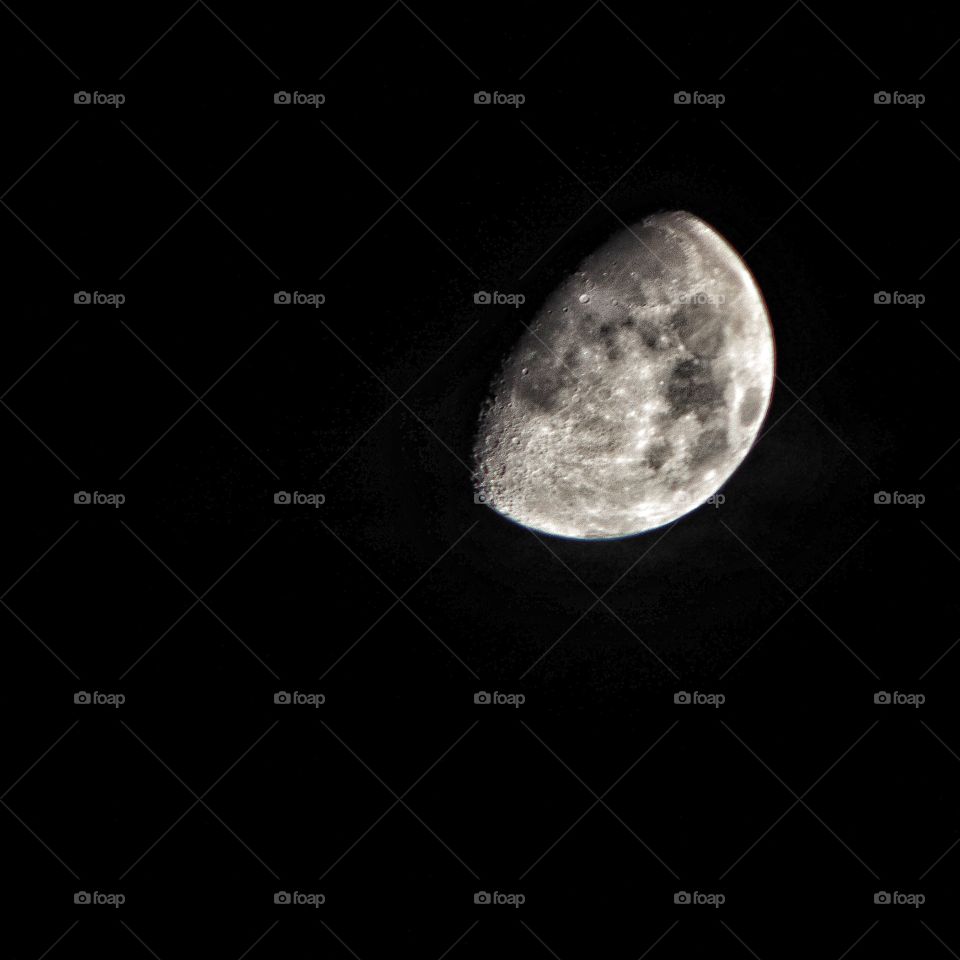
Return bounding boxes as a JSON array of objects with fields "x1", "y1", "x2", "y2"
[
  {"x1": 666, "y1": 358, "x2": 725, "y2": 421},
  {"x1": 514, "y1": 368, "x2": 560, "y2": 413},
  {"x1": 691, "y1": 427, "x2": 729, "y2": 466},
  {"x1": 739, "y1": 386, "x2": 763, "y2": 425},
  {"x1": 645, "y1": 440, "x2": 672, "y2": 471}
]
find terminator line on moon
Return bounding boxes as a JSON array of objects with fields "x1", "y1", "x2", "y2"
[{"x1": 473, "y1": 211, "x2": 775, "y2": 539}]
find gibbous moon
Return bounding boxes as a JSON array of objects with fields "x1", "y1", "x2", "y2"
[{"x1": 473, "y1": 211, "x2": 775, "y2": 539}]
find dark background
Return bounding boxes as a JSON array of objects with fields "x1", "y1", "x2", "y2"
[{"x1": 1, "y1": 1, "x2": 959, "y2": 957}]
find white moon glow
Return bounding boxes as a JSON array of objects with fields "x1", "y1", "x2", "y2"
[{"x1": 473, "y1": 211, "x2": 775, "y2": 539}]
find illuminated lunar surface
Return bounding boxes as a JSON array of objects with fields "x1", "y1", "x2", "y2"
[{"x1": 473, "y1": 211, "x2": 775, "y2": 539}]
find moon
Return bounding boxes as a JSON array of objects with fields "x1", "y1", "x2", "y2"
[{"x1": 473, "y1": 210, "x2": 775, "y2": 539}]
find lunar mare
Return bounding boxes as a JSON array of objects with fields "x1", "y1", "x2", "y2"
[{"x1": 473, "y1": 210, "x2": 775, "y2": 539}]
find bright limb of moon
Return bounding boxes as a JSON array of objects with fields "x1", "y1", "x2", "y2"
[{"x1": 473, "y1": 211, "x2": 775, "y2": 539}]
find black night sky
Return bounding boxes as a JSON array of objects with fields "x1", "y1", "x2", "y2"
[{"x1": 1, "y1": 2, "x2": 958, "y2": 958}]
